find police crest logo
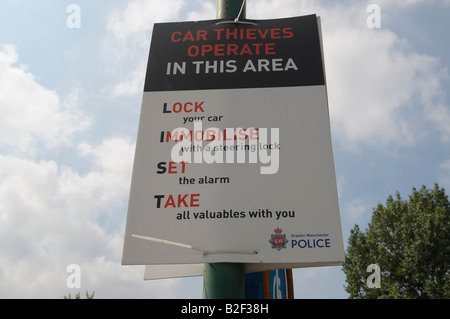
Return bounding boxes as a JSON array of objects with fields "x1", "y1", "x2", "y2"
[{"x1": 269, "y1": 228, "x2": 288, "y2": 251}]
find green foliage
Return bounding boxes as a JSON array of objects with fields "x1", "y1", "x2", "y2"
[
  {"x1": 64, "y1": 291, "x2": 95, "y2": 299},
  {"x1": 343, "y1": 184, "x2": 450, "y2": 299}
]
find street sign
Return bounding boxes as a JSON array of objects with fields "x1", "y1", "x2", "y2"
[
  {"x1": 245, "y1": 269, "x2": 293, "y2": 299},
  {"x1": 122, "y1": 15, "x2": 345, "y2": 277}
]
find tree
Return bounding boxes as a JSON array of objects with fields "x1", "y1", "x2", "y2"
[
  {"x1": 343, "y1": 184, "x2": 450, "y2": 299},
  {"x1": 64, "y1": 291, "x2": 95, "y2": 299}
]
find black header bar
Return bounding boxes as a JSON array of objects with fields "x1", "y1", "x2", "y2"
[{"x1": 144, "y1": 15, "x2": 324, "y2": 92}]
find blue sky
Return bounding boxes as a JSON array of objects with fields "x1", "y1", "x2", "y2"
[{"x1": 0, "y1": 0, "x2": 449, "y2": 298}]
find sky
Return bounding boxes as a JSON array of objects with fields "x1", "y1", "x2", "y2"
[{"x1": 0, "y1": 0, "x2": 449, "y2": 299}]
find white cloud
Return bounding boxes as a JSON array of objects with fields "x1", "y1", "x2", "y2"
[
  {"x1": 245, "y1": 1, "x2": 450, "y2": 148},
  {"x1": 326, "y1": 27, "x2": 429, "y2": 146},
  {"x1": 187, "y1": 0, "x2": 216, "y2": 21},
  {"x1": 248, "y1": 0, "x2": 307, "y2": 19},
  {"x1": 105, "y1": 0, "x2": 186, "y2": 97},
  {"x1": 76, "y1": 138, "x2": 136, "y2": 207},
  {"x1": 0, "y1": 137, "x2": 172, "y2": 298},
  {"x1": 375, "y1": 0, "x2": 431, "y2": 7},
  {"x1": 0, "y1": 41, "x2": 170, "y2": 297},
  {"x1": 418, "y1": 67, "x2": 450, "y2": 142},
  {"x1": 106, "y1": 0, "x2": 185, "y2": 40},
  {"x1": 111, "y1": 61, "x2": 147, "y2": 97},
  {"x1": 325, "y1": 16, "x2": 448, "y2": 147},
  {"x1": 343, "y1": 198, "x2": 370, "y2": 222},
  {"x1": 0, "y1": 45, "x2": 91, "y2": 155}
]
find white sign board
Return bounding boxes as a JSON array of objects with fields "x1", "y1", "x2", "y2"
[{"x1": 122, "y1": 15, "x2": 345, "y2": 277}]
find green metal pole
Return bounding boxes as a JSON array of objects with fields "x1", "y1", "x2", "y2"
[
  {"x1": 203, "y1": 263, "x2": 245, "y2": 299},
  {"x1": 202, "y1": 0, "x2": 247, "y2": 299},
  {"x1": 216, "y1": 0, "x2": 246, "y2": 20}
]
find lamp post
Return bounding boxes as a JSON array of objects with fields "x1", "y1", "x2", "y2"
[
  {"x1": 216, "y1": 0, "x2": 246, "y2": 20},
  {"x1": 202, "y1": 0, "x2": 247, "y2": 300}
]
